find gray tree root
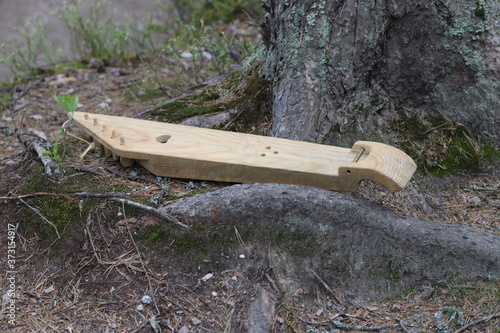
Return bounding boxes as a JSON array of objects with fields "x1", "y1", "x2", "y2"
[{"x1": 161, "y1": 183, "x2": 500, "y2": 301}]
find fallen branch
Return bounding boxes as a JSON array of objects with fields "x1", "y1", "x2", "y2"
[
  {"x1": 113, "y1": 198, "x2": 186, "y2": 227},
  {"x1": 331, "y1": 320, "x2": 398, "y2": 331},
  {"x1": 66, "y1": 164, "x2": 108, "y2": 177},
  {"x1": 309, "y1": 269, "x2": 344, "y2": 305},
  {"x1": 0, "y1": 191, "x2": 128, "y2": 200},
  {"x1": 136, "y1": 66, "x2": 237, "y2": 118},
  {"x1": 454, "y1": 313, "x2": 500, "y2": 333},
  {"x1": 2, "y1": 191, "x2": 186, "y2": 227},
  {"x1": 29, "y1": 138, "x2": 66, "y2": 183}
]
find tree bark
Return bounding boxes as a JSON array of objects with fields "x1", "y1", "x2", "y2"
[
  {"x1": 262, "y1": 0, "x2": 500, "y2": 144},
  {"x1": 161, "y1": 183, "x2": 500, "y2": 301}
]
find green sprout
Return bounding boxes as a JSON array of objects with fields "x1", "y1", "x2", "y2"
[
  {"x1": 54, "y1": 94, "x2": 79, "y2": 116},
  {"x1": 45, "y1": 93, "x2": 88, "y2": 163},
  {"x1": 42, "y1": 142, "x2": 62, "y2": 165}
]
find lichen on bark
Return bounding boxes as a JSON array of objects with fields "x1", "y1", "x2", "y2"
[{"x1": 262, "y1": 0, "x2": 500, "y2": 144}]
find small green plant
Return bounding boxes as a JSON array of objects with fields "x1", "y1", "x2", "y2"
[
  {"x1": 52, "y1": 93, "x2": 95, "y2": 161},
  {"x1": 49, "y1": 93, "x2": 85, "y2": 162},
  {"x1": 57, "y1": 0, "x2": 117, "y2": 58},
  {"x1": 42, "y1": 142, "x2": 62, "y2": 165},
  {"x1": 0, "y1": 17, "x2": 65, "y2": 78},
  {"x1": 162, "y1": 0, "x2": 263, "y2": 25},
  {"x1": 56, "y1": 0, "x2": 167, "y2": 60},
  {"x1": 162, "y1": 19, "x2": 256, "y2": 85},
  {"x1": 54, "y1": 93, "x2": 79, "y2": 116},
  {"x1": 54, "y1": 93, "x2": 79, "y2": 134}
]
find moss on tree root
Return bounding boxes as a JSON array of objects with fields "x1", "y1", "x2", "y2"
[
  {"x1": 139, "y1": 218, "x2": 323, "y2": 273},
  {"x1": 389, "y1": 110, "x2": 500, "y2": 176},
  {"x1": 146, "y1": 67, "x2": 272, "y2": 133},
  {"x1": 322, "y1": 87, "x2": 499, "y2": 177}
]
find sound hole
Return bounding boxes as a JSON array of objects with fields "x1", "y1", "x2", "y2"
[{"x1": 156, "y1": 135, "x2": 171, "y2": 143}]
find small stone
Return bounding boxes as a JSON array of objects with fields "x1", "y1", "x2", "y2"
[
  {"x1": 180, "y1": 51, "x2": 193, "y2": 59},
  {"x1": 141, "y1": 295, "x2": 152, "y2": 304},
  {"x1": 202, "y1": 51, "x2": 212, "y2": 60},
  {"x1": 239, "y1": 254, "x2": 246, "y2": 259},
  {"x1": 29, "y1": 114, "x2": 44, "y2": 121},
  {"x1": 44, "y1": 285, "x2": 55, "y2": 294},
  {"x1": 136, "y1": 304, "x2": 144, "y2": 311},
  {"x1": 191, "y1": 317, "x2": 201, "y2": 325},
  {"x1": 178, "y1": 326, "x2": 189, "y2": 333},
  {"x1": 201, "y1": 273, "x2": 213, "y2": 281},
  {"x1": 88, "y1": 58, "x2": 102, "y2": 69},
  {"x1": 2, "y1": 291, "x2": 12, "y2": 303},
  {"x1": 97, "y1": 102, "x2": 109, "y2": 109}
]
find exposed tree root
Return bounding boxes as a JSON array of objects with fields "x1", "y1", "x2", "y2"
[{"x1": 162, "y1": 183, "x2": 500, "y2": 301}]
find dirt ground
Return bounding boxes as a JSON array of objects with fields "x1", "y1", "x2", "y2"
[{"x1": 0, "y1": 24, "x2": 499, "y2": 333}]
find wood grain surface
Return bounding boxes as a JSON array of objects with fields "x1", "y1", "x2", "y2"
[{"x1": 73, "y1": 112, "x2": 416, "y2": 191}]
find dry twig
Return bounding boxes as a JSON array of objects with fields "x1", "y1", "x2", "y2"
[
  {"x1": 2, "y1": 191, "x2": 186, "y2": 227},
  {"x1": 309, "y1": 269, "x2": 343, "y2": 305},
  {"x1": 331, "y1": 320, "x2": 399, "y2": 331},
  {"x1": 125, "y1": 216, "x2": 161, "y2": 315},
  {"x1": 9, "y1": 192, "x2": 61, "y2": 239},
  {"x1": 454, "y1": 313, "x2": 500, "y2": 333}
]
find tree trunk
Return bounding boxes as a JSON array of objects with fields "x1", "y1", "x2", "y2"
[
  {"x1": 262, "y1": 0, "x2": 499, "y2": 144},
  {"x1": 161, "y1": 183, "x2": 500, "y2": 301}
]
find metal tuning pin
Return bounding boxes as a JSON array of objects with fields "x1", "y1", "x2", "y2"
[
  {"x1": 120, "y1": 136, "x2": 125, "y2": 145},
  {"x1": 111, "y1": 130, "x2": 116, "y2": 138},
  {"x1": 93, "y1": 118, "x2": 98, "y2": 126},
  {"x1": 102, "y1": 124, "x2": 107, "y2": 132},
  {"x1": 353, "y1": 147, "x2": 365, "y2": 163},
  {"x1": 84, "y1": 114, "x2": 89, "y2": 120}
]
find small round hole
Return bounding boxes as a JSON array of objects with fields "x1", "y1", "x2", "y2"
[
  {"x1": 266, "y1": 146, "x2": 271, "y2": 150},
  {"x1": 346, "y1": 170, "x2": 351, "y2": 173},
  {"x1": 261, "y1": 153, "x2": 266, "y2": 157},
  {"x1": 273, "y1": 151, "x2": 279, "y2": 154},
  {"x1": 156, "y1": 135, "x2": 171, "y2": 143}
]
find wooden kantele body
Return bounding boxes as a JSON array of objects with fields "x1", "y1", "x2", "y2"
[{"x1": 73, "y1": 112, "x2": 417, "y2": 192}]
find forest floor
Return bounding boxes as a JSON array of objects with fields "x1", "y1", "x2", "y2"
[{"x1": 0, "y1": 23, "x2": 499, "y2": 333}]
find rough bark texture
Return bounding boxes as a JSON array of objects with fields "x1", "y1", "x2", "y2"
[
  {"x1": 161, "y1": 183, "x2": 500, "y2": 301},
  {"x1": 262, "y1": 0, "x2": 499, "y2": 144}
]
